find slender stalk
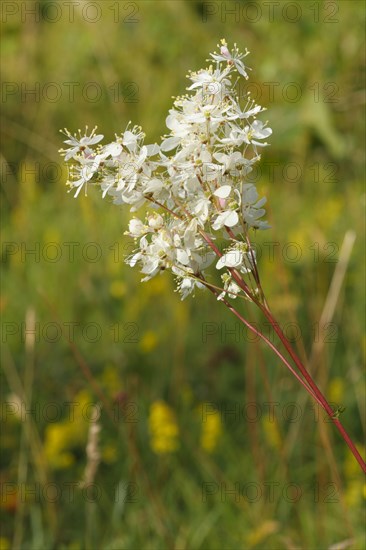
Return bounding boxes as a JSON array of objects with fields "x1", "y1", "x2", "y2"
[
  {"x1": 259, "y1": 302, "x2": 366, "y2": 474},
  {"x1": 201, "y1": 228, "x2": 366, "y2": 474},
  {"x1": 204, "y1": 283, "x2": 321, "y2": 404}
]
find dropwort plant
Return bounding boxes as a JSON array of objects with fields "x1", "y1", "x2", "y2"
[{"x1": 60, "y1": 40, "x2": 365, "y2": 473}]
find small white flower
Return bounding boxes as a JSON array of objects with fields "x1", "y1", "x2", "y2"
[
  {"x1": 61, "y1": 127, "x2": 103, "y2": 161},
  {"x1": 244, "y1": 120, "x2": 272, "y2": 146},
  {"x1": 175, "y1": 274, "x2": 205, "y2": 300},
  {"x1": 216, "y1": 243, "x2": 254, "y2": 273},
  {"x1": 242, "y1": 184, "x2": 270, "y2": 229},
  {"x1": 178, "y1": 276, "x2": 196, "y2": 298},
  {"x1": 68, "y1": 156, "x2": 102, "y2": 197},
  {"x1": 213, "y1": 151, "x2": 246, "y2": 175},
  {"x1": 148, "y1": 214, "x2": 164, "y2": 230},
  {"x1": 122, "y1": 128, "x2": 144, "y2": 152},
  {"x1": 127, "y1": 218, "x2": 148, "y2": 238},
  {"x1": 211, "y1": 39, "x2": 250, "y2": 79},
  {"x1": 217, "y1": 274, "x2": 242, "y2": 300},
  {"x1": 212, "y1": 210, "x2": 239, "y2": 230},
  {"x1": 187, "y1": 67, "x2": 230, "y2": 97}
]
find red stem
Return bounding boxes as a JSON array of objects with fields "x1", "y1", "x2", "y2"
[
  {"x1": 205, "y1": 285, "x2": 321, "y2": 404},
  {"x1": 259, "y1": 303, "x2": 366, "y2": 474},
  {"x1": 201, "y1": 229, "x2": 366, "y2": 474}
]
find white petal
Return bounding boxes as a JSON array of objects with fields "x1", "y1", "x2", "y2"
[
  {"x1": 212, "y1": 210, "x2": 238, "y2": 230},
  {"x1": 145, "y1": 143, "x2": 160, "y2": 156},
  {"x1": 242, "y1": 185, "x2": 258, "y2": 204},
  {"x1": 214, "y1": 185, "x2": 232, "y2": 199},
  {"x1": 128, "y1": 252, "x2": 142, "y2": 267},
  {"x1": 223, "y1": 211, "x2": 239, "y2": 227},
  {"x1": 86, "y1": 134, "x2": 104, "y2": 145},
  {"x1": 216, "y1": 256, "x2": 226, "y2": 269},
  {"x1": 216, "y1": 250, "x2": 243, "y2": 269},
  {"x1": 161, "y1": 136, "x2": 180, "y2": 152},
  {"x1": 200, "y1": 150, "x2": 212, "y2": 163},
  {"x1": 176, "y1": 249, "x2": 190, "y2": 266},
  {"x1": 251, "y1": 140, "x2": 269, "y2": 147},
  {"x1": 143, "y1": 178, "x2": 163, "y2": 193},
  {"x1": 225, "y1": 250, "x2": 243, "y2": 267},
  {"x1": 165, "y1": 114, "x2": 179, "y2": 131},
  {"x1": 234, "y1": 59, "x2": 248, "y2": 79},
  {"x1": 255, "y1": 197, "x2": 267, "y2": 208},
  {"x1": 212, "y1": 213, "x2": 226, "y2": 230},
  {"x1": 104, "y1": 143, "x2": 122, "y2": 157},
  {"x1": 141, "y1": 258, "x2": 159, "y2": 274},
  {"x1": 123, "y1": 131, "x2": 137, "y2": 145},
  {"x1": 184, "y1": 219, "x2": 197, "y2": 249}
]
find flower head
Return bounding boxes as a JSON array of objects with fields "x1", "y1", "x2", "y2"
[{"x1": 60, "y1": 41, "x2": 271, "y2": 300}]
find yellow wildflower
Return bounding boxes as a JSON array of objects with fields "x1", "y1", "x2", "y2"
[
  {"x1": 199, "y1": 403, "x2": 222, "y2": 453},
  {"x1": 0, "y1": 537, "x2": 10, "y2": 550},
  {"x1": 43, "y1": 390, "x2": 92, "y2": 469},
  {"x1": 139, "y1": 330, "x2": 158, "y2": 353},
  {"x1": 148, "y1": 400, "x2": 179, "y2": 454}
]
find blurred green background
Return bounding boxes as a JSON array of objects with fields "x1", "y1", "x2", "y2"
[{"x1": 1, "y1": 1, "x2": 365, "y2": 548}]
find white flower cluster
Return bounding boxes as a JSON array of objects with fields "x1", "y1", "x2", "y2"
[{"x1": 60, "y1": 40, "x2": 272, "y2": 300}]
